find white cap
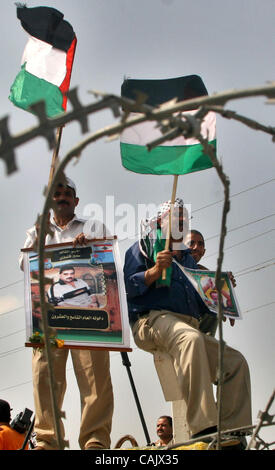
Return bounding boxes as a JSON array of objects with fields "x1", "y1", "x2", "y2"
[{"x1": 65, "y1": 177, "x2": 77, "y2": 194}]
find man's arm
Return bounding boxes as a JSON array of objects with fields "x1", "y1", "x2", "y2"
[
  {"x1": 124, "y1": 244, "x2": 173, "y2": 298},
  {"x1": 144, "y1": 250, "x2": 173, "y2": 286},
  {"x1": 73, "y1": 219, "x2": 112, "y2": 247},
  {"x1": 19, "y1": 226, "x2": 37, "y2": 271}
]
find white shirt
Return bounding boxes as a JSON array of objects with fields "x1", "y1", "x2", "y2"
[
  {"x1": 48, "y1": 278, "x2": 92, "y2": 307},
  {"x1": 19, "y1": 214, "x2": 109, "y2": 270}
]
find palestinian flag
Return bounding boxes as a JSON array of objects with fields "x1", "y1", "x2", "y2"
[
  {"x1": 120, "y1": 75, "x2": 216, "y2": 175},
  {"x1": 9, "y1": 5, "x2": 77, "y2": 117}
]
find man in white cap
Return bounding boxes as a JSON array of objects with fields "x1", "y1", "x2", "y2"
[
  {"x1": 20, "y1": 177, "x2": 113, "y2": 450},
  {"x1": 124, "y1": 199, "x2": 252, "y2": 449}
]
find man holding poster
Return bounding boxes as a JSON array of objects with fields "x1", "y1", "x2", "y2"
[
  {"x1": 20, "y1": 177, "x2": 114, "y2": 450},
  {"x1": 124, "y1": 200, "x2": 252, "y2": 449}
]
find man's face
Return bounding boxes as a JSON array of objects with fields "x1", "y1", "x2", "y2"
[
  {"x1": 160, "y1": 207, "x2": 189, "y2": 249},
  {"x1": 53, "y1": 184, "x2": 79, "y2": 218},
  {"x1": 60, "y1": 269, "x2": 75, "y2": 284},
  {"x1": 210, "y1": 290, "x2": 218, "y2": 301},
  {"x1": 157, "y1": 418, "x2": 173, "y2": 440},
  {"x1": 185, "y1": 231, "x2": 205, "y2": 262}
]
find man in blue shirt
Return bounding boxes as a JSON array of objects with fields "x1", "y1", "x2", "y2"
[{"x1": 124, "y1": 199, "x2": 252, "y2": 447}]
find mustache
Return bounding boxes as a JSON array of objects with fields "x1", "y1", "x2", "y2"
[{"x1": 57, "y1": 200, "x2": 70, "y2": 206}]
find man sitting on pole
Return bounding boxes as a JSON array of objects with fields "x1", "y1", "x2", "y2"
[{"x1": 123, "y1": 198, "x2": 252, "y2": 448}]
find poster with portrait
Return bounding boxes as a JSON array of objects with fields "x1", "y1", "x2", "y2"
[
  {"x1": 181, "y1": 267, "x2": 242, "y2": 320},
  {"x1": 22, "y1": 238, "x2": 131, "y2": 350}
]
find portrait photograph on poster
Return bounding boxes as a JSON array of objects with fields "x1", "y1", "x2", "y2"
[
  {"x1": 22, "y1": 238, "x2": 130, "y2": 350},
  {"x1": 180, "y1": 267, "x2": 242, "y2": 320}
]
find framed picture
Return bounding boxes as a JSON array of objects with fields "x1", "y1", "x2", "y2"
[
  {"x1": 22, "y1": 238, "x2": 131, "y2": 350},
  {"x1": 180, "y1": 267, "x2": 242, "y2": 320}
]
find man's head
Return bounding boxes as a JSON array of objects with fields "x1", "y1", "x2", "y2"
[
  {"x1": 59, "y1": 265, "x2": 76, "y2": 284},
  {"x1": 185, "y1": 229, "x2": 206, "y2": 263},
  {"x1": 52, "y1": 177, "x2": 79, "y2": 219},
  {"x1": 210, "y1": 290, "x2": 218, "y2": 302},
  {"x1": 0, "y1": 399, "x2": 12, "y2": 423},
  {"x1": 157, "y1": 198, "x2": 189, "y2": 249},
  {"x1": 156, "y1": 415, "x2": 173, "y2": 443}
]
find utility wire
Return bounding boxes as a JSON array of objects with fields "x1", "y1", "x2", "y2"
[
  {"x1": 0, "y1": 182, "x2": 273, "y2": 290},
  {"x1": 235, "y1": 260, "x2": 275, "y2": 278},
  {"x1": 203, "y1": 228, "x2": 275, "y2": 259},
  {"x1": 0, "y1": 346, "x2": 25, "y2": 358},
  {"x1": 0, "y1": 379, "x2": 33, "y2": 392},
  {"x1": 0, "y1": 298, "x2": 274, "y2": 360},
  {"x1": 0, "y1": 208, "x2": 273, "y2": 293},
  {"x1": 242, "y1": 301, "x2": 275, "y2": 314},
  {"x1": 0, "y1": 306, "x2": 24, "y2": 317},
  {"x1": 0, "y1": 348, "x2": 138, "y2": 392},
  {"x1": 192, "y1": 177, "x2": 275, "y2": 214},
  {"x1": 0, "y1": 279, "x2": 23, "y2": 290},
  {"x1": 0, "y1": 328, "x2": 25, "y2": 340},
  {"x1": 205, "y1": 213, "x2": 275, "y2": 242}
]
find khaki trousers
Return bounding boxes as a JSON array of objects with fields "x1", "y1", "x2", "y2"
[
  {"x1": 32, "y1": 348, "x2": 113, "y2": 449},
  {"x1": 132, "y1": 310, "x2": 252, "y2": 436}
]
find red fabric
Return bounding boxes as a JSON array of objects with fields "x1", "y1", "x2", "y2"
[{"x1": 59, "y1": 37, "x2": 77, "y2": 111}]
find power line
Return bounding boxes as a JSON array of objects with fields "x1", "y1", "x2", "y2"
[
  {"x1": 204, "y1": 228, "x2": 275, "y2": 259},
  {"x1": 0, "y1": 250, "x2": 274, "y2": 322},
  {"x1": 0, "y1": 379, "x2": 32, "y2": 392},
  {"x1": 0, "y1": 211, "x2": 272, "y2": 294},
  {"x1": 0, "y1": 346, "x2": 25, "y2": 359},
  {"x1": 117, "y1": 178, "x2": 275, "y2": 245},
  {"x1": 0, "y1": 306, "x2": 24, "y2": 317},
  {"x1": 205, "y1": 213, "x2": 275, "y2": 242},
  {"x1": 242, "y1": 301, "x2": 275, "y2": 314},
  {"x1": 0, "y1": 182, "x2": 273, "y2": 291},
  {"x1": 1, "y1": 297, "x2": 274, "y2": 393},
  {"x1": 0, "y1": 279, "x2": 23, "y2": 290},
  {"x1": 0, "y1": 328, "x2": 25, "y2": 340},
  {"x1": 0, "y1": 229, "x2": 275, "y2": 322},
  {"x1": 192, "y1": 177, "x2": 275, "y2": 214},
  {"x1": 0, "y1": 284, "x2": 274, "y2": 358},
  {"x1": 235, "y1": 260, "x2": 275, "y2": 278},
  {"x1": 0, "y1": 349, "x2": 133, "y2": 392},
  {"x1": 1, "y1": 306, "x2": 275, "y2": 390}
]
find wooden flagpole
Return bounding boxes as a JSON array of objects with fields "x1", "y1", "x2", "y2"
[
  {"x1": 162, "y1": 174, "x2": 179, "y2": 280},
  {"x1": 37, "y1": 124, "x2": 66, "y2": 449},
  {"x1": 48, "y1": 125, "x2": 64, "y2": 187}
]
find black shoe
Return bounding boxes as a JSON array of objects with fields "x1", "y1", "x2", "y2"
[
  {"x1": 191, "y1": 427, "x2": 245, "y2": 450},
  {"x1": 191, "y1": 426, "x2": 217, "y2": 441},
  {"x1": 220, "y1": 435, "x2": 247, "y2": 450}
]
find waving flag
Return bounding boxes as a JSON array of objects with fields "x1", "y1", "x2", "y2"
[
  {"x1": 120, "y1": 75, "x2": 216, "y2": 175},
  {"x1": 9, "y1": 5, "x2": 77, "y2": 117}
]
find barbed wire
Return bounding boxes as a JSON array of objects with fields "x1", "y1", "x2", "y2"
[
  {"x1": 2, "y1": 81, "x2": 275, "y2": 450},
  {"x1": 1, "y1": 83, "x2": 275, "y2": 175}
]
